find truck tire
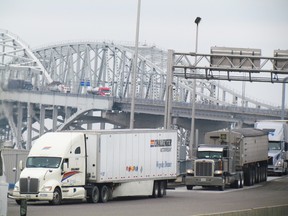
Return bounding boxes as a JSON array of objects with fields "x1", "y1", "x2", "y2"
[
  {"x1": 255, "y1": 167, "x2": 260, "y2": 183},
  {"x1": 100, "y1": 185, "x2": 109, "y2": 203},
  {"x1": 245, "y1": 168, "x2": 253, "y2": 186},
  {"x1": 158, "y1": 181, "x2": 166, "y2": 197},
  {"x1": 49, "y1": 188, "x2": 62, "y2": 205},
  {"x1": 87, "y1": 186, "x2": 100, "y2": 203},
  {"x1": 186, "y1": 185, "x2": 193, "y2": 190},
  {"x1": 218, "y1": 185, "x2": 225, "y2": 191},
  {"x1": 240, "y1": 173, "x2": 244, "y2": 188},
  {"x1": 152, "y1": 181, "x2": 159, "y2": 198}
]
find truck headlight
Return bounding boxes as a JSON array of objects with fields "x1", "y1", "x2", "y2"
[
  {"x1": 42, "y1": 186, "x2": 53, "y2": 192},
  {"x1": 214, "y1": 170, "x2": 223, "y2": 175},
  {"x1": 276, "y1": 160, "x2": 283, "y2": 167},
  {"x1": 186, "y1": 169, "x2": 194, "y2": 175}
]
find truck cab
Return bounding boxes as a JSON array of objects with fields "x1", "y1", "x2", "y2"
[
  {"x1": 186, "y1": 144, "x2": 241, "y2": 191},
  {"x1": 255, "y1": 121, "x2": 288, "y2": 175},
  {"x1": 10, "y1": 132, "x2": 87, "y2": 205}
]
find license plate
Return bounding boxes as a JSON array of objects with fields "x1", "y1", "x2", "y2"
[
  {"x1": 201, "y1": 178, "x2": 206, "y2": 182},
  {"x1": 26, "y1": 195, "x2": 31, "y2": 198}
]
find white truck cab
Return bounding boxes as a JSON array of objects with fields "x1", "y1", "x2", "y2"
[{"x1": 11, "y1": 132, "x2": 87, "y2": 204}]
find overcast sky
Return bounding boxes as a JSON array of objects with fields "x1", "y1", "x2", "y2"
[{"x1": 1, "y1": 0, "x2": 287, "y2": 107}]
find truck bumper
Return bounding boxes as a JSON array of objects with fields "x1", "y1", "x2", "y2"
[
  {"x1": 8, "y1": 190, "x2": 53, "y2": 201},
  {"x1": 185, "y1": 176, "x2": 224, "y2": 187},
  {"x1": 267, "y1": 165, "x2": 285, "y2": 175}
]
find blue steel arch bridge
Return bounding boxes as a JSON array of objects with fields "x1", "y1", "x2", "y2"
[{"x1": 0, "y1": 30, "x2": 286, "y2": 156}]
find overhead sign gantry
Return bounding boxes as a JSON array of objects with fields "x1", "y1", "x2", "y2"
[{"x1": 171, "y1": 47, "x2": 288, "y2": 83}]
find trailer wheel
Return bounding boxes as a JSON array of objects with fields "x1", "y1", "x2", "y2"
[
  {"x1": 240, "y1": 173, "x2": 244, "y2": 188},
  {"x1": 49, "y1": 188, "x2": 62, "y2": 205},
  {"x1": 87, "y1": 186, "x2": 100, "y2": 203},
  {"x1": 100, "y1": 185, "x2": 109, "y2": 203},
  {"x1": 152, "y1": 181, "x2": 159, "y2": 198},
  {"x1": 158, "y1": 181, "x2": 166, "y2": 197},
  {"x1": 255, "y1": 167, "x2": 260, "y2": 183}
]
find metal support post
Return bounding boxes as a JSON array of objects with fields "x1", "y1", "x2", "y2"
[
  {"x1": 164, "y1": 49, "x2": 174, "y2": 129},
  {"x1": 189, "y1": 17, "x2": 201, "y2": 159},
  {"x1": 130, "y1": 0, "x2": 141, "y2": 129}
]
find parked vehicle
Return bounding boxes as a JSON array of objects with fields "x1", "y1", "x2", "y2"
[
  {"x1": 185, "y1": 128, "x2": 268, "y2": 191},
  {"x1": 9, "y1": 129, "x2": 177, "y2": 204},
  {"x1": 255, "y1": 120, "x2": 288, "y2": 175},
  {"x1": 0, "y1": 149, "x2": 9, "y2": 216},
  {"x1": 87, "y1": 86, "x2": 111, "y2": 96}
]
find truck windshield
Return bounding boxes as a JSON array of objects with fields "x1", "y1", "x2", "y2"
[
  {"x1": 268, "y1": 141, "x2": 281, "y2": 150},
  {"x1": 198, "y1": 151, "x2": 222, "y2": 159},
  {"x1": 26, "y1": 157, "x2": 61, "y2": 168}
]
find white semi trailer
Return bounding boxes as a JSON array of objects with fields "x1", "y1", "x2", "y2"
[
  {"x1": 185, "y1": 128, "x2": 268, "y2": 191},
  {"x1": 255, "y1": 120, "x2": 288, "y2": 175},
  {"x1": 9, "y1": 129, "x2": 177, "y2": 204}
]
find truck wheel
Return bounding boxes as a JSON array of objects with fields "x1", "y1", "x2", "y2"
[
  {"x1": 100, "y1": 185, "x2": 109, "y2": 203},
  {"x1": 15, "y1": 200, "x2": 21, "y2": 205},
  {"x1": 218, "y1": 185, "x2": 225, "y2": 191},
  {"x1": 233, "y1": 179, "x2": 240, "y2": 189},
  {"x1": 152, "y1": 181, "x2": 159, "y2": 198},
  {"x1": 158, "y1": 181, "x2": 166, "y2": 197},
  {"x1": 87, "y1": 186, "x2": 99, "y2": 203},
  {"x1": 240, "y1": 173, "x2": 244, "y2": 188},
  {"x1": 186, "y1": 185, "x2": 193, "y2": 190},
  {"x1": 49, "y1": 188, "x2": 62, "y2": 205}
]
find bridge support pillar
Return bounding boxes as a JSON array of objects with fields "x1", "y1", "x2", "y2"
[
  {"x1": 16, "y1": 103, "x2": 23, "y2": 149},
  {"x1": 39, "y1": 105, "x2": 45, "y2": 136},
  {"x1": 52, "y1": 106, "x2": 58, "y2": 131},
  {"x1": 26, "y1": 103, "x2": 33, "y2": 150},
  {"x1": 87, "y1": 110, "x2": 93, "y2": 130}
]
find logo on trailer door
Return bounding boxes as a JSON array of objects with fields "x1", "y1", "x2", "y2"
[{"x1": 150, "y1": 139, "x2": 172, "y2": 152}]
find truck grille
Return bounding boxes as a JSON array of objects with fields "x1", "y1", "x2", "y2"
[
  {"x1": 20, "y1": 178, "x2": 39, "y2": 194},
  {"x1": 195, "y1": 160, "x2": 213, "y2": 177}
]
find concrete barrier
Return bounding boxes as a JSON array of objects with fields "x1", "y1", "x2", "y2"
[{"x1": 195, "y1": 204, "x2": 288, "y2": 216}]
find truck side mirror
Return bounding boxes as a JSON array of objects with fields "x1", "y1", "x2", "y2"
[
  {"x1": 285, "y1": 143, "x2": 288, "y2": 151},
  {"x1": 63, "y1": 162, "x2": 68, "y2": 172},
  {"x1": 19, "y1": 160, "x2": 24, "y2": 171}
]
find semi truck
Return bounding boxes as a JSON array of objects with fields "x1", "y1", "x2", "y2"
[
  {"x1": 185, "y1": 128, "x2": 268, "y2": 191},
  {"x1": 87, "y1": 86, "x2": 111, "y2": 96},
  {"x1": 254, "y1": 120, "x2": 288, "y2": 175},
  {"x1": 9, "y1": 129, "x2": 177, "y2": 204}
]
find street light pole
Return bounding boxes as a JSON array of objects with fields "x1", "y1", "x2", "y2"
[
  {"x1": 281, "y1": 77, "x2": 288, "y2": 120},
  {"x1": 189, "y1": 17, "x2": 201, "y2": 159},
  {"x1": 130, "y1": 0, "x2": 141, "y2": 129}
]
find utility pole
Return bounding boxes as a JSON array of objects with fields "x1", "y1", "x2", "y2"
[
  {"x1": 130, "y1": 0, "x2": 141, "y2": 129},
  {"x1": 189, "y1": 17, "x2": 201, "y2": 158}
]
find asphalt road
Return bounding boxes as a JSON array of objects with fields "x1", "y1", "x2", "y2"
[{"x1": 7, "y1": 176, "x2": 288, "y2": 216}]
